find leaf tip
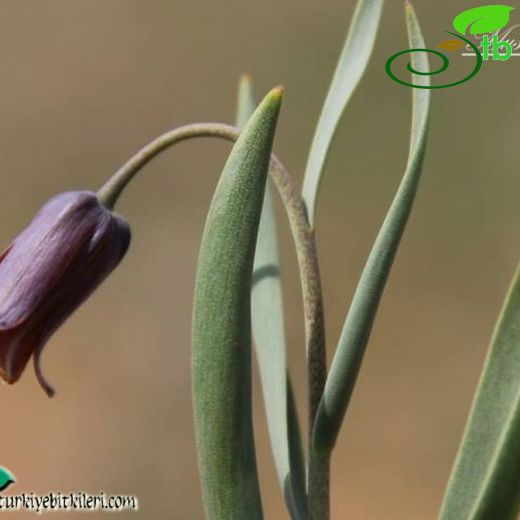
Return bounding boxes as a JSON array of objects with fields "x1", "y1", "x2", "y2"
[
  {"x1": 239, "y1": 73, "x2": 252, "y2": 87},
  {"x1": 270, "y1": 85, "x2": 285, "y2": 98},
  {"x1": 261, "y1": 85, "x2": 284, "y2": 113},
  {"x1": 405, "y1": 0, "x2": 420, "y2": 34}
]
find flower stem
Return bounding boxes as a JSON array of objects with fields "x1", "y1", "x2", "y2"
[{"x1": 97, "y1": 122, "x2": 328, "y2": 518}]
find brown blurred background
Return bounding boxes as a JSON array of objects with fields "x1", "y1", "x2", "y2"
[{"x1": 0, "y1": 0, "x2": 518, "y2": 518}]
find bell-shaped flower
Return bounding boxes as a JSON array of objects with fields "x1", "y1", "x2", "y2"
[{"x1": 0, "y1": 191, "x2": 130, "y2": 396}]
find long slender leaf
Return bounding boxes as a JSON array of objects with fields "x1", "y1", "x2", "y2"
[
  {"x1": 302, "y1": 0, "x2": 384, "y2": 227},
  {"x1": 236, "y1": 74, "x2": 257, "y2": 129},
  {"x1": 312, "y1": 2, "x2": 430, "y2": 454},
  {"x1": 439, "y1": 265, "x2": 520, "y2": 520},
  {"x1": 236, "y1": 76, "x2": 307, "y2": 520},
  {"x1": 192, "y1": 87, "x2": 283, "y2": 520}
]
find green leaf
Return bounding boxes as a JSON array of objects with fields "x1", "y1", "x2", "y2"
[
  {"x1": 0, "y1": 467, "x2": 15, "y2": 492},
  {"x1": 192, "y1": 86, "x2": 283, "y2": 520},
  {"x1": 236, "y1": 75, "x2": 257, "y2": 129},
  {"x1": 302, "y1": 0, "x2": 384, "y2": 227},
  {"x1": 237, "y1": 76, "x2": 307, "y2": 520},
  {"x1": 439, "y1": 265, "x2": 520, "y2": 520},
  {"x1": 312, "y1": 1, "x2": 430, "y2": 454},
  {"x1": 453, "y1": 5, "x2": 513, "y2": 36}
]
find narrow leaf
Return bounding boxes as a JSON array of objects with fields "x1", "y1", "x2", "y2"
[
  {"x1": 237, "y1": 76, "x2": 307, "y2": 520},
  {"x1": 302, "y1": 0, "x2": 384, "y2": 227},
  {"x1": 192, "y1": 87, "x2": 283, "y2": 520},
  {"x1": 236, "y1": 74, "x2": 257, "y2": 129},
  {"x1": 312, "y1": 2, "x2": 430, "y2": 454},
  {"x1": 439, "y1": 265, "x2": 520, "y2": 520}
]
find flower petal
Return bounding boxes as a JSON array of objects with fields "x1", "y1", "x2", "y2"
[
  {"x1": 28, "y1": 211, "x2": 130, "y2": 396},
  {"x1": 0, "y1": 192, "x2": 105, "y2": 330}
]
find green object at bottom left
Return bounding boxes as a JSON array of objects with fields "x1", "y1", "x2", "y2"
[{"x1": 0, "y1": 467, "x2": 15, "y2": 492}]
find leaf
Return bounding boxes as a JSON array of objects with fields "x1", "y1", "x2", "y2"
[
  {"x1": 236, "y1": 75, "x2": 257, "y2": 129},
  {"x1": 192, "y1": 86, "x2": 283, "y2": 520},
  {"x1": 0, "y1": 467, "x2": 15, "y2": 492},
  {"x1": 312, "y1": 1, "x2": 430, "y2": 454},
  {"x1": 237, "y1": 76, "x2": 307, "y2": 520},
  {"x1": 453, "y1": 5, "x2": 514, "y2": 36},
  {"x1": 302, "y1": 0, "x2": 384, "y2": 227},
  {"x1": 439, "y1": 265, "x2": 520, "y2": 520}
]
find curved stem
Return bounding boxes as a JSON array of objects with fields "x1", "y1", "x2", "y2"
[
  {"x1": 98, "y1": 124, "x2": 237, "y2": 210},
  {"x1": 97, "y1": 122, "x2": 328, "y2": 518}
]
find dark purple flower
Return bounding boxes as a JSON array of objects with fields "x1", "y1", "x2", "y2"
[{"x1": 0, "y1": 191, "x2": 130, "y2": 397}]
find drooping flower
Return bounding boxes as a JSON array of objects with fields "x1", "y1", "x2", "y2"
[{"x1": 0, "y1": 191, "x2": 130, "y2": 397}]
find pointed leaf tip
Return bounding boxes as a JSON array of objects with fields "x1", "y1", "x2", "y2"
[
  {"x1": 405, "y1": 1, "x2": 416, "y2": 17},
  {"x1": 256, "y1": 86, "x2": 283, "y2": 113},
  {"x1": 251, "y1": 87, "x2": 283, "y2": 127},
  {"x1": 269, "y1": 85, "x2": 284, "y2": 101}
]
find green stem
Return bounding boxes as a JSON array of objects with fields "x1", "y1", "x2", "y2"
[
  {"x1": 98, "y1": 124, "x2": 328, "y2": 518},
  {"x1": 98, "y1": 124, "x2": 238, "y2": 210},
  {"x1": 308, "y1": 450, "x2": 330, "y2": 520}
]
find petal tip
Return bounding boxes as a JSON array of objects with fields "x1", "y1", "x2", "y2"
[
  {"x1": 0, "y1": 366, "x2": 15, "y2": 385},
  {"x1": 34, "y1": 349, "x2": 56, "y2": 398}
]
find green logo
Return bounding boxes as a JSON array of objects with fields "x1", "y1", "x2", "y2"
[
  {"x1": 0, "y1": 467, "x2": 15, "y2": 492},
  {"x1": 453, "y1": 5, "x2": 513, "y2": 34},
  {"x1": 386, "y1": 5, "x2": 515, "y2": 89}
]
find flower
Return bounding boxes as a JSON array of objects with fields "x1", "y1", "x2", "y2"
[{"x1": 0, "y1": 191, "x2": 130, "y2": 397}]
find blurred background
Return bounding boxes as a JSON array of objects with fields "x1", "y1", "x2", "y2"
[{"x1": 0, "y1": 0, "x2": 518, "y2": 518}]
